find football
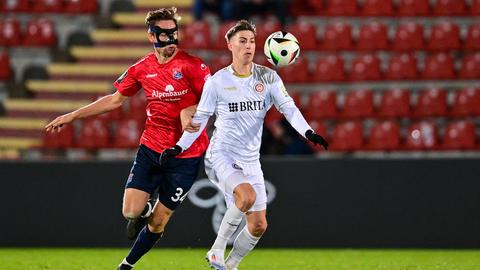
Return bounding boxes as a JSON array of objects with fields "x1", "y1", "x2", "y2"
[{"x1": 264, "y1": 31, "x2": 300, "y2": 67}]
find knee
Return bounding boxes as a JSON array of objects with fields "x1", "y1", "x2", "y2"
[
  {"x1": 234, "y1": 185, "x2": 257, "y2": 212},
  {"x1": 148, "y1": 211, "x2": 172, "y2": 233},
  {"x1": 250, "y1": 219, "x2": 268, "y2": 237},
  {"x1": 122, "y1": 206, "x2": 142, "y2": 220}
]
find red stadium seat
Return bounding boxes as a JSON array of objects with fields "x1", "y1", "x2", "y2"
[
  {"x1": 362, "y1": 0, "x2": 393, "y2": 16},
  {"x1": 342, "y1": 89, "x2": 374, "y2": 118},
  {"x1": 357, "y1": 22, "x2": 388, "y2": 50},
  {"x1": 322, "y1": 22, "x2": 353, "y2": 50},
  {"x1": 450, "y1": 87, "x2": 480, "y2": 117},
  {"x1": 0, "y1": 18, "x2": 22, "y2": 46},
  {"x1": 428, "y1": 22, "x2": 460, "y2": 51},
  {"x1": 305, "y1": 90, "x2": 338, "y2": 120},
  {"x1": 433, "y1": 0, "x2": 466, "y2": 15},
  {"x1": 327, "y1": 0, "x2": 358, "y2": 16},
  {"x1": 422, "y1": 53, "x2": 455, "y2": 79},
  {"x1": 128, "y1": 93, "x2": 147, "y2": 120},
  {"x1": 182, "y1": 21, "x2": 210, "y2": 50},
  {"x1": 76, "y1": 118, "x2": 110, "y2": 149},
  {"x1": 64, "y1": 0, "x2": 98, "y2": 13},
  {"x1": 386, "y1": 53, "x2": 418, "y2": 80},
  {"x1": 404, "y1": 121, "x2": 438, "y2": 150},
  {"x1": 215, "y1": 21, "x2": 236, "y2": 49},
  {"x1": 286, "y1": 21, "x2": 317, "y2": 50},
  {"x1": 460, "y1": 53, "x2": 480, "y2": 79},
  {"x1": 256, "y1": 21, "x2": 282, "y2": 49},
  {"x1": 277, "y1": 57, "x2": 310, "y2": 83},
  {"x1": 43, "y1": 124, "x2": 74, "y2": 149},
  {"x1": 330, "y1": 121, "x2": 364, "y2": 151},
  {"x1": 366, "y1": 121, "x2": 401, "y2": 151},
  {"x1": 392, "y1": 22, "x2": 424, "y2": 51},
  {"x1": 0, "y1": 0, "x2": 29, "y2": 12},
  {"x1": 32, "y1": 0, "x2": 64, "y2": 13},
  {"x1": 265, "y1": 91, "x2": 302, "y2": 127},
  {"x1": 349, "y1": 54, "x2": 381, "y2": 81},
  {"x1": 209, "y1": 53, "x2": 231, "y2": 73},
  {"x1": 24, "y1": 18, "x2": 57, "y2": 47},
  {"x1": 472, "y1": 0, "x2": 480, "y2": 15},
  {"x1": 377, "y1": 88, "x2": 411, "y2": 118},
  {"x1": 442, "y1": 121, "x2": 476, "y2": 150},
  {"x1": 113, "y1": 118, "x2": 143, "y2": 148},
  {"x1": 397, "y1": 0, "x2": 430, "y2": 16},
  {"x1": 465, "y1": 24, "x2": 480, "y2": 50},
  {"x1": 413, "y1": 88, "x2": 448, "y2": 117},
  {"x1": 314, "y1": 54, "x2": 345, "y2": 81},
  {"x1": 0, "y1": 52, "x2": 13, "y2": 81}
]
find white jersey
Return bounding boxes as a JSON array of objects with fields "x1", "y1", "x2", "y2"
[{"x1": 177, "y1": 63, "x2": 312, "y2": 163}]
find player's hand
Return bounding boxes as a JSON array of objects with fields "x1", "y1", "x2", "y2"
[
  {"x1": 184, "y1": 122, "x2": 201, "y2": 133},
  {"x1": 180, "y1": 105, "x2": 198, "y2": 132},
  {"x1": 305, "y1": 130, "x2": 329, "y2": 150},
  {"x1": 45, "y1": 112, "x2": 75, "y2": 133},
  {"x1": 159, "y1": 145, "x2": 183, "y2": 166}
]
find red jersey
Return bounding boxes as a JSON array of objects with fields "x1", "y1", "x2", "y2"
[{"x1": 114, "y1": 50, "x2": 210, "y2": 158}]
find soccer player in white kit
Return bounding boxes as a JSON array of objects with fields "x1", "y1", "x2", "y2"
[{"x1": 161, "y1": 20, "x2": 328, "y2": 270}]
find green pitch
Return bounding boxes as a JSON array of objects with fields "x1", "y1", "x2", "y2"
[{"x1": 0, "y1": 248, "x2": 479, "y2": 270}]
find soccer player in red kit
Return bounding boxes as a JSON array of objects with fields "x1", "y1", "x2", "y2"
[{"x1": 44, "y1": 7, "x2": 210, "y2": 270}]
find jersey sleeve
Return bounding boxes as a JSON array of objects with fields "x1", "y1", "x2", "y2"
[
  {"x1": 270, "y1": 72, "x2": 293, "y2": 109},
  {"x1": 196, "y1": 76, "x2": 218, "y2": 114},
  {"x1": 187, "y1": 58, "x2": 211, "y2": 100},
  {"x1": 113, "y1": 66, "x2": 141, "y2": 97}
]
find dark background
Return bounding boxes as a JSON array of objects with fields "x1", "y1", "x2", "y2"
[{"x1": 1, "y1": 157, "x2": 479, "y2": 248}]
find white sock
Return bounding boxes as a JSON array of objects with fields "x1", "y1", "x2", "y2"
[
  {"x1": 121, "y1": 258, "x2": 134, "y2": 267},
  {"x1": 211, "y1": 204, "x2": 245, "y2": 251},
  {"x1": 225, "y1": 225, "x2": 261, "y2": 269}
]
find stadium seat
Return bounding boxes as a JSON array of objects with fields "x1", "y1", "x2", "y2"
[
  {"x1": 422, "y1": 53, "x2": 455, "y2": 79},
  {"x1": 362, "y1": 0, "x2": 393, "y2": 16},
  {"x1": 24, "y1": 18, "x2": 57, "y2": 47},
  {"x1": 413, "y1": 88, "x2": 448, "y2": 117},
  {"x1": 442, "y1": 121, "x2": 476, "y2": 150},
  {"x1": 366, "y1": 121, "x2": 401, "y2": 151},
  {"x1": 215, "y1": 21, "x2": 236, "y2": 49},
  {"x1": 322, "y1": 22, "x2": 353, "y2": 50},
  {"x1": 42, "y1": 123, "x2": 75, "y2": 149},
  {"x1": 459, "y1": 53, "x2": 480, "y2": 79},
  {"x1": 357, "y1": 22, "x2": 388, "y2": 50},
  {"x1": 472, "y1": 0, "x2": 480, "y2": 15},
  {"x1": 404, "y1": 121, "x2": 438, "y2": 150},
  {"x1": 305, "y1": 90, "x2": 338, "y2": 120},
  {"x1": 326, "y1": 0, "x2": 358, "y2": 16},
  {"x1": 98, "y1": 106, "x2": 123, "y2": 121},
  {"x1": 342, "y1": 89, "x2": 374, "y2": 118},
  {"x1": 64, "y1": 0, "x2": 98, "y2": 13},
  {"x1": 0, "y1": 0, "x2": 29, "y2": 12},
  {"x1": 128, "y1": 93, "x2": 147, "y2": 120},
  {"x1": 330, "y1": 121, "x2": 364, "y2": 151},
  {"x1": 113, "y1": 118, "x2": 143, "y2": 148},
  {"x1": 277, "y1": 57, "x2": 310, "y2": 83},
  {"x1": 386, "y1": 53, "x2": 418, "y2": 80},
  {"x1": 377, "y1": 88, "x2": 411, "y2": 118},
  {"x1": 256, "y1": 21, "x2": 282, "y2": 49},
  {"x1": 0, "y1": 52, "x2": 13, "y2": 81},
  {"x1": 182, "y1": 21, "x2": 210, "y2": 50},
  {"x1": 397, "y1": 0, "x2": 430, "y2": 15},
  {"x1": 349, "y1": 54, "x2": 381, "y2": 81},
  {"x1": 209, "y1": 54, "x2": 231, "y2": 73},
  {"x1": 286, "y1": 21, "x2": 317, "y2": 50},
  {"x1": 450, "y1": 87, "x2": 480, "y2": 117},
  {"x1": 433, "y1": 0, "x2": 466, "y2": 15},
  {"x1": 465, "y1": 24, "x2": 480, "y2": 50},
  {"x1": 314, "y1": 54, "x2": 345, "y2": 81},
  {"x1": 428, "y1": 22, "x2": 460, "y2": 51},
  {"x1": 76, "y1": 118, "x2": 110, "y2": 149},
  {"x1": 392, "y1": 22, "x2": 424, "y2": 51},
  {"x1": 0, "y1": 18, "x2": 22, "y2": 46},
  {"x1": 32, "y1": 0, "x2": 64, "y2": 13}
]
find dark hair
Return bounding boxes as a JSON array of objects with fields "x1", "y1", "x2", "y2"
[
  {"x1": 225, "y1": 20, "x2": 256, "y2": 41},
  {"x1": 145, "y1": 7, "x2": 179, "y2": 28}
]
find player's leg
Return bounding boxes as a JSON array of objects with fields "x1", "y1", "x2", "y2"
[{"x1": 122, "y1": 188, "x2": 158, "y2": 240}]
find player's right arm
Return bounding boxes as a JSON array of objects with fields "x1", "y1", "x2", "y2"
[{"x1": 45, "y1": 91, "x2": 128, "y2": 133}]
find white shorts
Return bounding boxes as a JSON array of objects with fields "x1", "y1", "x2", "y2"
[{"x1": 205, "y1": 152, "x2": 267, "y2": 212}]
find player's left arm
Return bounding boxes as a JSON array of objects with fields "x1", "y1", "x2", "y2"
[
  {"x1": 180, "y1": 104, "x2": 200, "y2": 132},
  {"x1": 271, "y1": 74, "x2": 328, "y2": 150}
]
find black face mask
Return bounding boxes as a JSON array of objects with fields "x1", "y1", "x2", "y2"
[{"x1": 149, "y1": 26, "x2": 179, "y2": 48}]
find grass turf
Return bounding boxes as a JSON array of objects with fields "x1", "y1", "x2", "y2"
[{"x1": 0, "y1": 248, "x2": 479, "y2": 270}]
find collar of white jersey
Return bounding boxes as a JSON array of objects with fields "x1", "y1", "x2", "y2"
[{"x1": 228, "y1": 63, "x2": 255, "y2": 78}]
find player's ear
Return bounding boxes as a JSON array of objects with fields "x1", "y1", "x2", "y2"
[
  {"x1": 147, "y1": 32, "x2": 155, "y2": 44},
  {"x1": 227, "y1": 41, "x2": 233, "y2": 52}
]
